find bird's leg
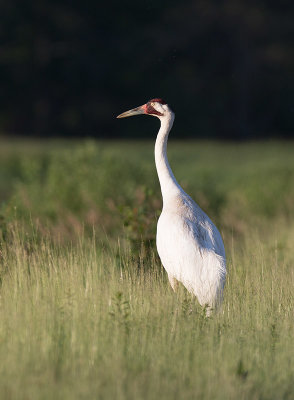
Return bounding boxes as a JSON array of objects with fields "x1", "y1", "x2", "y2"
[
  {"x1": 204, "y1": 305, "x2": 212, "y2": 317},
  {"x1": 168, "y1": 274, "x2": 179, "y2": 292}
]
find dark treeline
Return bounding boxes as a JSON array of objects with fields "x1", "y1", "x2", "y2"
[{"x1": 0, "y1": 1, "x2": 293, "y2": 139}]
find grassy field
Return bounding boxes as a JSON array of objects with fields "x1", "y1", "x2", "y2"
[{"x1": 1, "y1": 138, "x2": 294, "y2": 399}]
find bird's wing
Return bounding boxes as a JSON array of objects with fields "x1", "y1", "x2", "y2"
[
  {"x1": 181, "y1": 195, "x2": 226, "y2": 258},
  {"x1": 183, "y1": 211, "x2": 225, "y2": 259},
  {"x1": 157, "y1": 211, "x2": 226, "y2": 305}
]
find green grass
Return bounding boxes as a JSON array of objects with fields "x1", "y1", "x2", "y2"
[{"x1": 1, "y1": 138, "x2": 294, "y2": 399}]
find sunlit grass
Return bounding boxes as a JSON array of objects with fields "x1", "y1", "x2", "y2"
[
  {"x1": 0, "y1": 222, "x2": 294, "y2": 399},
  {"x1": 1, "y1": 139, "x2": 294, "y2": 399}
]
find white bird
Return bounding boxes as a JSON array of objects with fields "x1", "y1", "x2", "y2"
[{"x1": 117, "y1": 99, "x2": 226, "y2": 313}]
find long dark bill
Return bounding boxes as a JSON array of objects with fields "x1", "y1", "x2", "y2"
[{"x1": 116, "y1": 106, "x2": 145, "y2": 119}]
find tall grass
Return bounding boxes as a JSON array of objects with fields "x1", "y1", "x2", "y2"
[
  {"x1": 1, "y1": 223, "x2": 294, "y2": 399},
  {"x1": 0, "y1": 139, "x2": 294, "y2": 399}
]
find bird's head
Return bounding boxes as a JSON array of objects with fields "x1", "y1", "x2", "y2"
[{"x1": 117, "y1": 98, "x2": 172, "y2": 119}]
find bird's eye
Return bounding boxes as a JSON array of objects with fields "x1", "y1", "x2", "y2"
[{"x1": 151, "y1": 102, "x2": 155, "y2": 107}]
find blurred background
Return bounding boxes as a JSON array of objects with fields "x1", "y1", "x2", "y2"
[
  {"x1": 1, "y1": 0, "x2": 293, "y2": 139},
  {"x1": 1, "y1": 1, "x2": 294, "y2": 248}
]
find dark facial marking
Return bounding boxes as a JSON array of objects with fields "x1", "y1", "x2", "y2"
[
  {"x1": 144, "y1": 98, "x2": 167, "y2": 116},
  {"x1": 145, "y1": 102, "x2": 163, "y2": 116}
]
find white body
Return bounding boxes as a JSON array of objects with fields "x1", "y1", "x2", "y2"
[{"x1": 154, "y1": 106, "x2": 226, "y2": 309}]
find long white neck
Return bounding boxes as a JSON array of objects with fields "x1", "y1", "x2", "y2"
[{"x1": 155, "y1": 112, "x2": 182, "y2": 205}]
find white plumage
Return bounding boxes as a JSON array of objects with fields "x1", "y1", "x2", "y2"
[{"x1": 117, "y1": 99, "x2": 226, "y2": 312}]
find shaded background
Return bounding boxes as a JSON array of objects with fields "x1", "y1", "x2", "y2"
[{"x1": 0, "y1": 0, "x2": 293, "y2": 139}]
